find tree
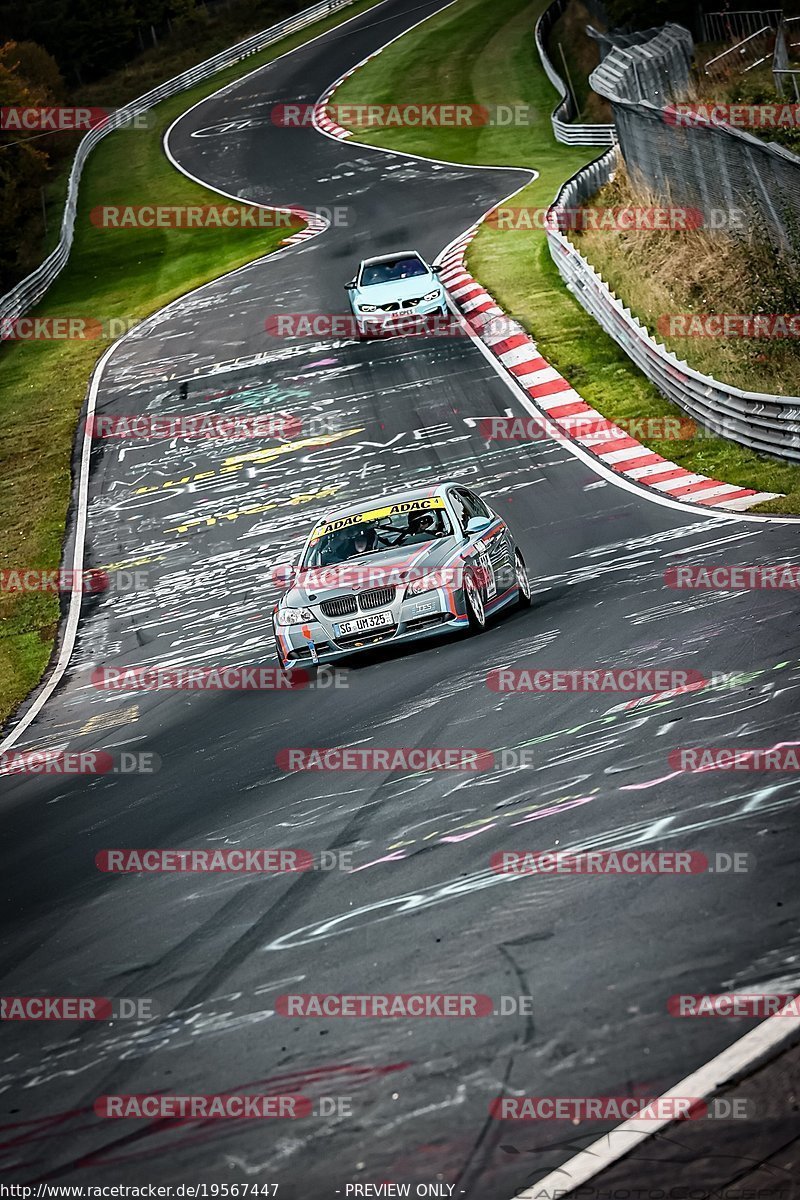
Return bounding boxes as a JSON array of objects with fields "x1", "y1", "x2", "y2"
[{"x1": 0, "y1": 42, "x2": 53, "y2": 290}]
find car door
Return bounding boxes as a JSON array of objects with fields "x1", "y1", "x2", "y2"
[
  {"x1": 448, "y1": 487, "x2": 498, "y2": 600},
  {"x1": 462, "y1": 488, "x2": 517, "y2": 599}
]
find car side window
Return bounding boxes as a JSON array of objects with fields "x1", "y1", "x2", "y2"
[
  {"x1": 452, "y1": 489, "x2": 490, "y2": 528},
  {"x1": 462, "y1": 490, "x2": 491, "y2": 520},
  {"x1": 449, "y1": 489, "x2": 470, "y2": 531}
]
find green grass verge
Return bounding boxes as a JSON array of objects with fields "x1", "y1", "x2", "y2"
[
  {"x1": 0, "y1": 0, "x2": 386, "y2": 730},
  {"x1": 333, "y1": 0, "x2": 800, "y2": 516}
]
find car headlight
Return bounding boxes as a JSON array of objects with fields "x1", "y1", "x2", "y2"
[
  {"x1": 423, "y1": 289, "x2": 440, "y2": 302},
  {"x1": 358, "y1": 304, "x2": 378, "y2": 312},
  {"x1": 405, "y1": 572, "x2": 445, "y2": 597},
  {"x1": 275, "y1": 606, "x2": 316, "y2": 627}
]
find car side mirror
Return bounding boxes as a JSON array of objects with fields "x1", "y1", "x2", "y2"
[
  {"x1": 465, "y1": 515, "x2": 492, "y2": 536},
  {"x1": 344, "y1": 280, "x2": 356, "y2": 289}
]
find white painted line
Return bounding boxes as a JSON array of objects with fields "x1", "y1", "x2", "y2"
[{"x1": 520, "y1": 998, "x2": 800, "y2": 1199}]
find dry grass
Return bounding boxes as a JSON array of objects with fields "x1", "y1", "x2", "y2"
[{"x1": 570, "y1": 155, "x2": 800, "y2": 395}]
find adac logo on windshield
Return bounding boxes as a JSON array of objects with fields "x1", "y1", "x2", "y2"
[{"x1": 388, "y1": 498, "x2": 443, "y2": 514}]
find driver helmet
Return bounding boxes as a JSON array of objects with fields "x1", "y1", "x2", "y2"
[
  {"x1": 409, "y1": 511, "x2": 436, "y2": 535},
  {"x1": 351, "y1": 524, "x2": 377, "y2": 554}
]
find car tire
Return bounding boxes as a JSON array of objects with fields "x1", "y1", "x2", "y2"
[
  {"x1": 464, "y1": 569, "x2": 487, "y2": 633},
  {"x1": 514, "y1": 548, "x2": 532, "y2": 608}
]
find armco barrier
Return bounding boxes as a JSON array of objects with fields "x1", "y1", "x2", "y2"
[
  {"x1": 544, "y1": 149, "x2": 800, "y2": 463},
  {"x1": 0, "y1": 0, "x2": 356, "y2": 326},
  {"x1": 534, "y1": 0, "x2": 616, "y2": 146}
]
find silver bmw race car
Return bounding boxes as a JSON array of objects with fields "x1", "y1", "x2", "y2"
[{"x1": 273, "y1": 482, "x2": 531, "y2": 669}]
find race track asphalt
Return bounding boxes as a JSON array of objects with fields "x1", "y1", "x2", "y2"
[{"x1": 1, "y1": 1, "x2": 799, "y2": 1193}]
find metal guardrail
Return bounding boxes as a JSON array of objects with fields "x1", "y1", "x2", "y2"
[
  {"x1": 0, "y1": 0, "x2": 356, "y2": 326},
  {"x1": 704, "y1": 25, "x2": 775, "y2": 80},
  {"x1": 590, "y1": 23, "x2": 693, "y2": 105},
  {"x1": 544, "y1": 150, "x2": 800, "y2": 463},
  {"x1": 773, "y1": 16, "x2": 800, "y2": 100},
  {"x1": 700, "y1": 8, "x2": 782, "y2": 45},
  {"x1": 591, "y1": 22, "x2": 800, "y2": 257},
  {"x1": 534, "y1": 0, "x2": 616, "y2": 146}
]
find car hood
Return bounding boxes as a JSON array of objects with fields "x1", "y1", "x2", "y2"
[
  {"x1": 355, "y1": 273, "x2": 437, "y2": 303},
  {"x1": 282, "y1": 538, "x2": 461, "y2": 606}
]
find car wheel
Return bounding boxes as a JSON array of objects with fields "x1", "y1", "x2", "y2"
[
  {"x1": 464, "y1": 569, "x2": 487, "y2": 633},
  {"x1": 514, "y1": 548, "x2": 532, "y2": 607}
]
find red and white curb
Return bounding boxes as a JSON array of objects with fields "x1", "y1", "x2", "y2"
[
  {"x1": 314, "y1": 51, "x2": 383, "y2": 139},
  {"x1": 437, "y1": 229, "x2": 781, "y2": 512},
  {"x1": 280, "y1": 205, "x2": 330, "y2": 245}
]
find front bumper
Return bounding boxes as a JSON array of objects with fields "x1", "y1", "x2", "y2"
[
  {"x1": 354, "y1": 295, "x2": 446, "y2": 331},
  {"x1": 274, "y1": 590, "x2": 466, "y2": 666}
]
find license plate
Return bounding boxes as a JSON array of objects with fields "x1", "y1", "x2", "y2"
[{"x1": 334, "y1": 610, "x2": 393, "y2": 637}]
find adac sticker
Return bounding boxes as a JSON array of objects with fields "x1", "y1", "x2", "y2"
[{"x1": 310, "y1": 496, "x2": 444, "y2": 542}]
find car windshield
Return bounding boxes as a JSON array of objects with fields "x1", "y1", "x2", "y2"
[
  {"x1": 360, "y1": 257, "x2": 428, "y2": 287},
  {"x1": 303, "y1": 507, "x2": 452, "y2": 567}
]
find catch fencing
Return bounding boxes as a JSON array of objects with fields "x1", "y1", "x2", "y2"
[
  {"x1": 589, "y1": 23, "x2": 800, "y2": 254},
  {"x1": 0, "y1": 0, "x2": 356, "y2": 326},
  {"x1": 544, "y1": 150, "x2": 800, "y2": 461},
  {"x1": 534, "y1": 0, "x2": 616, "y2": 145}
]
